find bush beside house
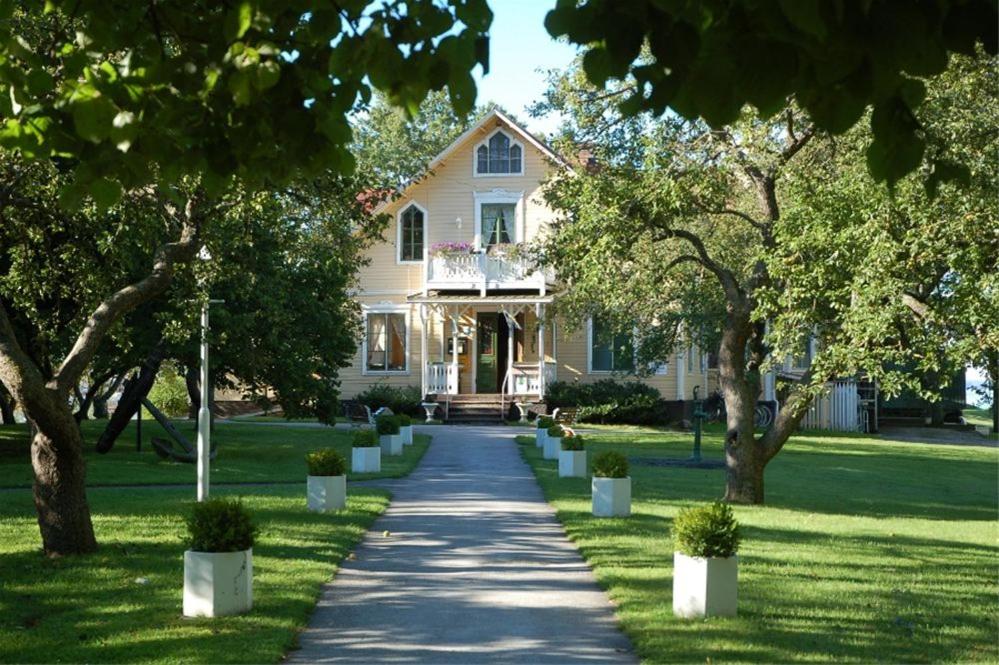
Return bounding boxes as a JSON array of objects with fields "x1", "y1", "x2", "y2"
[
  {"x1": 354, "y1": 384, "x2": 423, "y2": 417},
  {"x1": 546, "y1": 380, "x2": 669, "y2": 425}
]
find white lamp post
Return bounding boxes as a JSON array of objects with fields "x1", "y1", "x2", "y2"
[{"x1": 196, "y1": 298, "x2": 223, "y2": 502}]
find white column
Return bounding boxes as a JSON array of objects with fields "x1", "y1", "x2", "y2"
[
  {"x1": 420, "y1": 304, "x2": 428, "y2": 399},
  {"x1": 537, "y1": 304, "x2": 546, "y2": 398},
  {"x1": 196, "y1": 302, "x2": 211, "y2": 502},
  {"x1": 763, "y1": 368, "x2": 776, "y2": 402},
  {"x1": 676, "y1": 347, "x2": 686, "y2": 400},
  {"x1": 451, "y1": 307, "x2": 459, "y2": 394},
  {"x1": 506, "y1": 312, "x2": 514, "y2": 395},
  {"x1": 438, "y1": 307, "x2": 446, "y2": 362}
]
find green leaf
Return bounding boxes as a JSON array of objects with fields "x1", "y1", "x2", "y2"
[
  {"x1": 582, "y1": 47, "x2": 614, "y2": 87},
  {"x1": 254, "y1": 60, "x2": 280, "y2": 91},
  {"x1": 778, "y1": 0, "x2": 827, "y2": 39},
  {"x1": 224, "y1": 1, "x2": 254, "y2": 42},
  {"x1": 71, "y1": 95, "x2": 117, "y2": 142},
  {"x1": 227, "y1": 70, "x2": 253, "y2": 106},
  {"x1": 90, "y1": 177, "x2": 123, "y2": 209}
]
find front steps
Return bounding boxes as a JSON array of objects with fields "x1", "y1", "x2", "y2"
[{"x1": 442, "y1": 394, "x2": 507, "y2": 424}]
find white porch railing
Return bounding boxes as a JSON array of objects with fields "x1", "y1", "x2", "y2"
[
  {"x1": 425, "y1": 252, "x2": 549, "y2": 294},
  {"x1": 504, "y1": 361, "x2": 557, "y2": 396},
  {"x1": 427, "y1": 362, "x2": 459, "y2": 395},
  {"x1": 800, "y1": 379, "x2": 861, "y2": 431}
]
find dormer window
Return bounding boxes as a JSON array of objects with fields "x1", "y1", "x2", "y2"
[{"x1": 475, "y1": 129, "x2": 523, "y2": 175}]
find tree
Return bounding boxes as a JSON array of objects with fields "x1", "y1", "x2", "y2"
[
  {"x1": 536, "y1": 52, "x2": 996, "y2": 503},
  {"x1": 0, "y1": 1, "x2": 490, "y2": 556},
  {"x1": 544, "y1": 0, "x2": 997, "y2": 186}
]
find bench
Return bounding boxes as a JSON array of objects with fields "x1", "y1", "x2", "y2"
[
  {"x1": 552, "y1": 407, "x2": 579, "y2": 427},
  {"x1": 342, "y1": 400, "x2": 374, "y2": 427}
]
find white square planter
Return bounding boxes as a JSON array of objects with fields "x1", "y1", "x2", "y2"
[
  {"x1": 543, "y1": 435, "x2": 562, "y2": 460},
  {"x1": 592, "y1": 476, "x2": 631, "y2": 517},
  {"x1": 558, "y1": 449, "x2": 587, "y2": 478},
  {"x1": 400, "y1": 425, "x2": 414, "y2": 445},
  {"x1": 352, "y1": 446, "x2": 381, "y2": 473},
  {"x1": 307, "y1": 474, "x2": 346, "y2": 512},
  {"x1": 673, "y1": 552, "x2": 738, "y2": 618},
  {"x1": 535, "y1": 429, "x2": 548, "y2": 449},
  {"x1": 380, "y1": 433, "x2": 403, "y2": 456},
  {"x1": 183, "y1": 548, "x2": 253, "y2": 617}
]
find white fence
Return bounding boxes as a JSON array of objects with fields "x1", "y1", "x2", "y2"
[
  {"x1": 426, "y1": 362, "x2": 458, "y2": 395},
  {"x1": 800, "y1": 379, "x2": 862, "y2": 431}
]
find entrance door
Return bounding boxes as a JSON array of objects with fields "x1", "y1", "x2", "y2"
[{"x1": 476, "y1": 313, "x2": 498, "y2": 393}]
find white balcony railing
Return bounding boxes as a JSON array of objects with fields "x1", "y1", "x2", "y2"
[
  {"x1": 426, "y1": 362, "x2": 459, "y2": 395},
  {"x1": 425, "y1": 251, "x2": 550, "y2": 295}
]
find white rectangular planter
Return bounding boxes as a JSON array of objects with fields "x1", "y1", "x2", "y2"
[
  {"x1": 592, "y1": 476, "x2": 631, "y2": 517},
  {"x1": 673, "y1": 552, "x2": 738, "y2": 618},
  {"x1": 183, "y1": 548, "x2": 253, "y2": 617},
  {"x1": 543, "y1": 435, "x2": 562, "y2": 460},
  {"x1": 535, "y1": 429, "x2": 548, "y2": 449},
  {"x1": 307, "y1": 474, "x2": 346, "y2": 512},
  {"x1": 380, "y1": 433, "x2": 403, "y2": 456},
  {"x1": 400, "y1": 425, "x2": 414, "y2": 445},
  {"x1": 352, "y1": 446, "x2": 381, "y2": 473},
  {"x1": 558, "y1": 449, "x2": 587, "y2": 478}
]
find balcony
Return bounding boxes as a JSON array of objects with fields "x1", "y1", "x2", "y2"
[{"x1": 424, "y1": 249, "x2": 552, "y2": 295}]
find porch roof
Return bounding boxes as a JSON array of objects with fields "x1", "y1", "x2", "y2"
[{"x1": 407, "y1": 292, "x2": 555, "y2": 305}]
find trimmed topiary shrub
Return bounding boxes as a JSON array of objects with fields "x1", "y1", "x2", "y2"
[
  {"x1": 352, "y1": 429, "x2": 379, "y2": 447},
  {"x1": 355, "y1": 383, "x2": 422, "y2": 417},
  {"x1": 536, "y1": 415, "x2": 555, "y2": 429},
  {"x1": 592, "y1": 451, "x2": 629, "y2": 478},
  {"x1": 561, "y1": 434, "x2": 584, "y2": 451},
  {"x1": 396, "y1": 414, "x2": 412, "y2": 427},
  {"x1": 375, "y1": 414, "x2": 400, "y2": 435},
  {"x1": 547, "y1": 424, "x2": 564, "y2": 437},
  {"x1": 672, "y1": 501, "x2": 741, "y2": 558},
  {"x1": 185, "y1": 497, "x2": 257, "y2": 553},
  {"x1": 306, "y1": 449, "x2": 346, "y2": 476},
  {"x1": 546, "y1": 379, "x2": 668, "y2": 425}
]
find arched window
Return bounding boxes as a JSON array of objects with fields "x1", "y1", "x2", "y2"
[
  {"x1": 398, "y1": 204, "x2": 424, "y2": 262},
  {"x1": 475, "y1": 130, "x2": 522, "y2": 174}
]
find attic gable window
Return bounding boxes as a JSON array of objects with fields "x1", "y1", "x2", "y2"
[
  {"x1": 398, "y1": 203, "x2": 425, "y2": 263},
  {"x1": 475, "y1": 130, "x2": 522, "y2": 175}
]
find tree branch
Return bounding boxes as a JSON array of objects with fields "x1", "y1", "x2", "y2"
[{"x1": 53, "y1": 199, "x2": 202, "y2": 395}]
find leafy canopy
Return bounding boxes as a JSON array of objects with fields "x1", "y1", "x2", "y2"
[
  {"x1": 0, "y1": 1, "x2": 491, "y2": 206},
  {"x1": 545, "y1": 0, "x2": 997, "y2": 186}
]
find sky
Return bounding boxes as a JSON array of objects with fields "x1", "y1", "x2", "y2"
[{"x1": 472, "y1": 0, "x2": 578, "y2": 137}]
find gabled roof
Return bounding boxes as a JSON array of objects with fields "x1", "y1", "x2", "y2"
[{"x1": 373, "y1": 108, "x2": 570, "y2": 214}]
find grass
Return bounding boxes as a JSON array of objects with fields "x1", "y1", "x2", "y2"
[
  {"x1": 518, "y1": 425, "x2": 998, "y2": 663},
  {"x1": 0, "y1": 420, "x2": 430, "y2": 487},
  {"x1": 963, "y1": 406, "x2": 996, "y2": 433},
  {"x1": 0, "y1": 485, "x2": 390, "y2": 663}
]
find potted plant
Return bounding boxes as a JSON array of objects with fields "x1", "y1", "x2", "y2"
[
  {"x1": 351, "y1": 429, "x2": 381, "y2": 473},
  {"x1": 543, "y1": 423, "x2": 563, "y2": 460},
  {"x1": 397, "y1": 414, "x2": 414, "y2": 445},
  {"x1": 672, "y1": 501, "x2": 741, "y2": 618},
  {"x1": 429, "y1": 241, "x2": 474, "y2": 258},
  {"x1": 376, "y1": 414, "x2": 403, "y2": 456},
  {"x1": 183, "y1": 497, "x2": 257, "y2": 617},
  {"x1": 305, "y1": 449, "x2": 347, "y2": 512},
  {"x1": 558, "y1": 433, "x2": 587, "y2": 478},
  {"x1": 591, "y1": 451, "x2": 631, "y2": 517},
  {"x1": 536, "y1": 416, "x2": 554, "y2": 449}
]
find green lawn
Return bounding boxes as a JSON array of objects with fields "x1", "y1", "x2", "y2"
[
  {"x1": 964, "y1": 406, "x2": 996, "y2": 433},
  {"x1": 519, "y1": 426, "x2": 998, "y2": 663},
  {"x1": 0, "y1": 485, "x2": 389, "y2": 663},
  {"x1": 0, "y1": 420, "x2": 429, "y2": 487}
]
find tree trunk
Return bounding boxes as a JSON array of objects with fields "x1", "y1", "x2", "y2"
[
  {"x1": 0, "y1": 384, "x2": 14, "y2": 424},
  {"x1": 95, "y1": 341, "x2": 165, "y2": 453},
  {"x1": 185, "y1": 364, "x2": 200, "y2": 419},
  {"x1": 723, "y1": 425, "x2": 766, "y2": 503},
  {"x1": 31, "y1": 408, "x2": 98, "y2": 555}
]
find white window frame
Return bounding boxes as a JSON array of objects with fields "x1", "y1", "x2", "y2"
[
  {"x1": 586, "y1": 317, "x2": 637, "y2": 375},
  {"x1": 473, "y1": 189, "x2": 524, "y2": 250},
  {"x1": 361, "y1": 304, "x2": 411, "y2": 375},
  {"x1": 473, "y1": 127, "x2": 525, "y2": 177},
  {"x1": 396, "y1": 201, "x2": 428, "y2": 265}
]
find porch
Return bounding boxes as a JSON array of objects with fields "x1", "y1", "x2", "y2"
[
  {"x1": 423, "y1": 251, "x2": 555, "y2": 296},
  {"x1": 409, "y1": 293, "x2": 557, "y2": 409}
]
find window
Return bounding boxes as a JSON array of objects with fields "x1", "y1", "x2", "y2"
[
  {"x1": 792, "y1": 336, "x2": 812, "y2": 369},
  {"x1": 687, "y1": 344, "x2": 696, "y2": 374},
  {"x1": 475, "y1": 130, "x2": 522, "y2": 175},
  {"x1": 589, "y1": 317, "x2": 635, "y2": 373},
  {"x1": 398, "y1": 204, "x2": 424, "y2": 262},
  {"x1": 365, "y1": 312, "x2": 407, "y2": 372},
  {"x1": 481, "y1": 203, "x2": 514, "y2": 247}
]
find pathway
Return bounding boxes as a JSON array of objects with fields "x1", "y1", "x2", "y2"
[{"x1": 290, "y1": 425, "x2": 635, "y2": 663}]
